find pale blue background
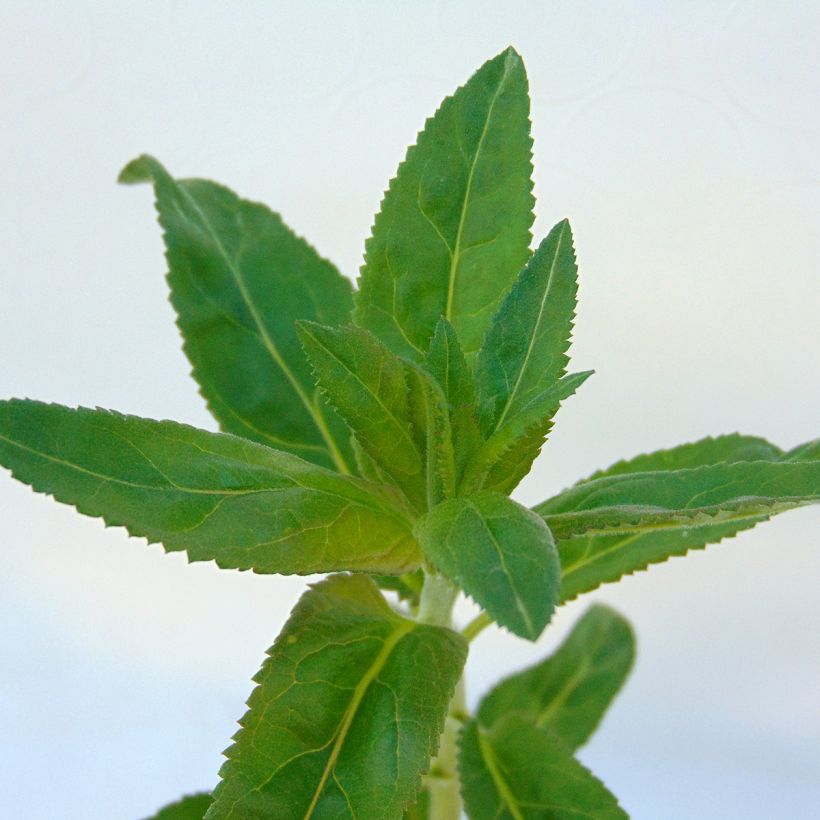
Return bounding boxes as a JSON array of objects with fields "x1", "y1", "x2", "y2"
[{"x1": 1, "y1": 2, "x2": 819, "y2": 818}]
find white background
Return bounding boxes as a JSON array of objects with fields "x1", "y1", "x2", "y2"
[{"x1": 1, "y1": 2, "x2": 818, "y2": 817}]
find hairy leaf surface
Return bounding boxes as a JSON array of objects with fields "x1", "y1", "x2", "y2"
[
  {"x1": 474, "y1": 219, "x2": 577, "y2": 437},
  {"x1": 0, "y1": 400, "x2": 420, "y2": 575},
  {"x1": 119, "y1": 155, "x2": 354, "y2": 473},
  {"x1": 414, "y1": 492, "x2": 560, "y2": 640},
  {"x1": 537, "y1": 455, "x2": 820, "y2": 600},
  {"x1": 459, "y1": 715, "x2": 627, "y2": 820},
  {"x1": 425, "y1": 318, "x2": 483, "y2": 484},
  {"x1": 207, "y1": 575, "x2": 466, "y2": 820},
  {"x1": 538, "y1": 460, "x2": 820, "y2": 540},
  {"x1": 297, "y1": 322, "x2": 426, "y2": 509},
  {"x1": 477, "y1": 605, "x2": 635, "y2": 749},
  {"x1": 462, "y1": 371, "x2": 592, "y2": 494},
  {"x1": 148, "y1": 794, "x2": 212, "y2": 820},
  {"x1": 356, "y1": 48, "x2": 534, "y2": 359}
]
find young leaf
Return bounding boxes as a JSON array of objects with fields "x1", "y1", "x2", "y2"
[
  {"x1": 783, "y1": 438, "x2": 820, "y2": 462},
  {"x1": 425, "y1": 318, "x2": 483, "y2": 484},
  {"x1": 405, "y1": 361, "x2": 457, "y2": 508},
  {"x1": 147, "y1": 793, "x2": 212, "y2": 820},
  {"x1": 474, "y1": 219, "x2": 577, "y2": 437},
  {"x1": 535, "y1": 457, "x2": 820, "y2": 600},
  {"x1": 0, "y1": 400, "x2": 419, "y2": 575},
  {"x1": 414, "y1": 492, "x2": 560, "y2": 641},
  {"x1": 477, "y1": 604, "x2": 635, "y2": 750},
  {"x1": 356, "y1": 48, "x2": 534, "y2": 360},
  {"x1": 537, "y1": 460, "x2": 820, "y2": 540},
  {"x1": 296, "y1": 321, "x2": 428, "y2": 509},
  {"x1": 372, "y1": 569, "x2": 426, "y2": 608},
  {"x1": 207, "y1": 575, "x2": 467, "y2": 820},
  {"x1": 119, "y1": 155, "x2": 355, "y2": 473},
  {"x1": 459, "y1": 715, "x2": 627, "y2": 820},
  {"x1": 462, "y1": 370, "x2": 593, "y2": 495}
]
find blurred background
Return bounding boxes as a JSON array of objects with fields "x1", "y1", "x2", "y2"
[{"x1": 1, "y1": 2, "x2": 818, "y2": 817}]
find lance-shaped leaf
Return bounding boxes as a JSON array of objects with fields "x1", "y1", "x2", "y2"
[
  {"x1": 148, "y1": 793, "x2": 212, "y2": 820},
  {"x1": 537, "y1": 460, "x2": 820, "y2": 541},
  {"x1": 414, "y1": 492, "x2": 560, "y2": 640},
  {"x1": 119, "y1": 155, "x2": 355, "y2": 473},
  {"x1": 425, "y1": 318, "x2": 483, "y2": 484},
  {"x1": 474, "y1": 219, "x2": 577, "y2": 437},
  {"x1": 535, "y1": 453, "x2": 820, "y2": 601},
  {"x1": 461, "y1": 371, "x2": 593, "y2": 495},
  {"x1": 356, "y1": 47, "x2": 534, "y2": 360},
  {"x1": 297, "y1": 321, "x2": 426, "y2": 510},
  {"x1": 459, "y1": 715, "x2": 627, "y2": 820},
  {"x1": 477, "y1": 605, "x2": 635, "y2": 750},
  {"x1": 207, "y1": 575, "x2": 467, "y2": 820},
  {"x1": 406, "y1": 361, "x2": 456, "y2": 508},
  {"x1": 0, "y1": 400, "x2": 420, "y2": 575}
]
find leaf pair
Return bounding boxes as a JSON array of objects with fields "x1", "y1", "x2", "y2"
[
  {"x1": 459, "y1": 605, "x2": 635, "y2": 818},
  {"x1": 536, "y1": 433, "x2": 820, "y2": 601}
]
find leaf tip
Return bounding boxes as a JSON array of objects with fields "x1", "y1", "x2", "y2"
[{"x1": 117, "y1": 154, "x2": 156, "y2": 185}]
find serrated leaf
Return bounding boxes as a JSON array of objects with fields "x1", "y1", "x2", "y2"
[
  {"x1": 537, "y1": 460, "x2": 820, "y2": 540},
  {"x1": 425, "y1": 318, "x2": 483, "y2": 484},
  {"x1": 119, "y1": 154, "x2": 354, "y2": 473},
  {"x1": 356, "y1": 47, "x2": 534, "y2": 360},
  {"x1": 474, "y1": 219, "x2": 577, "y2": 437},
  {"x1": 459, "y1": 715, "x2": 627, "y2": 820},
  {"x1": 414, "y1": 492, "x2": 560, "y2": 640},
  {"x1": 477, "y1": 604, "x2": 635, "y2": 750},
  {"x1": 783, "y1": 438, "x2": 820, "y2": 462},
  {"x1": 0, "y1": 400, "x2": 420, "y2": 575},
  {"x1": 403, "y1": 789, "x2": 430, "y2": 820},
  {"x1": 206, "y1": 575, "x2": 467, "y2": 820},
  {"x1": 579, "y1": 432, "x2": 784, "y2": 482},
  {"x1": 297, "y1": 321, "x2": 426, "y2": 510},
  {"x1": 462, "y1": 371, "x2": 593, "y2": 495},
  {"x1": 406, "y1": 361, "x2": 457, "y2": 508},
  {"x1": 147, "y1": 793, "x2": 212, "y2": 820},
  {"x1": 534, "y1": 457, "x2": 820, "y2": 601}
]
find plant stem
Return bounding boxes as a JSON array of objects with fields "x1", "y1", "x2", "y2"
[
  {"x1": 462, "y1": 611, "x2": 491, "y2": 642},
  {"x1": 417, "y1": 571, "x2": 464, "y2": 820},
  {"x1": 417, "y1": 571, "x2": 458, "y2": 627}
]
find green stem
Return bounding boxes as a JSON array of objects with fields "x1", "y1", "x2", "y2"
[
  {"x1": 462, "y1": 611, "x2": 492, "y2": 643},
  {"x1": 416, "y1": 571, "x2": 464, "y2": 820}
]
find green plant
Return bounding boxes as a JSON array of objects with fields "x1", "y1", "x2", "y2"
[{"x1": 1, "y1": 46, "x2": 818, "y2": 819}]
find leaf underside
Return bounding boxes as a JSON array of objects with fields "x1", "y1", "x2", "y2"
[{"x1": 207, "y1": 575, "x2": 466, "y2": 820}]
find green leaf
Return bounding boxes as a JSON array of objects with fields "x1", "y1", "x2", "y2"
[
  {"x1": 477, "y1": 604, "x2": 635, "y2": 750},
  {"x1": 403, "y1": 789, "x2": 431, "y2": 820},
  {"x1": 297, "y1": 321, "x2": 426, "y2": 509},
  {"x1": 462, "y1": 371, "x2": 593, "y2": 495},
  {"x1": 579, "y1": 432, "x2": 784, "y2": 482},
  {"x1": 783, "y1": 438, "x2": 820, "y2": 462},
  {"x1": 405, "y1": 361, "x2": 457, "y2": 508},
  {"x1": 207, "y1": 575, "x2": 467, "y2": 820},
  {"x1": 356, "y1": 48, "x2": 534, "y2": 360},
  {"x1": 537, "y1": 460, "x2": 820, "y2": 540},
  {"x1": 0, "y1": 400, "x2": 420, "y2": 575},
  {"x1": 414, "y1": 492, "x2": 560, "y2": 640},
  {"x1": 459, "y1": 715, "x2": 627, "y2": 820},
  {"x1": 147, "y1": 793, "x2": 212, "y2": 820},
  {"x1": 119, "y1": 154, "x2": 355, "y2": 473},
  {"x1": 474, "y1": 220, "x2": 577, "y2": 437},
  {"x1": 425, "y1": 318, "x2": 483, "y2": 485},
  {"x1": 534, "y1": 457, "x2": 820, "y2": 600}
]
